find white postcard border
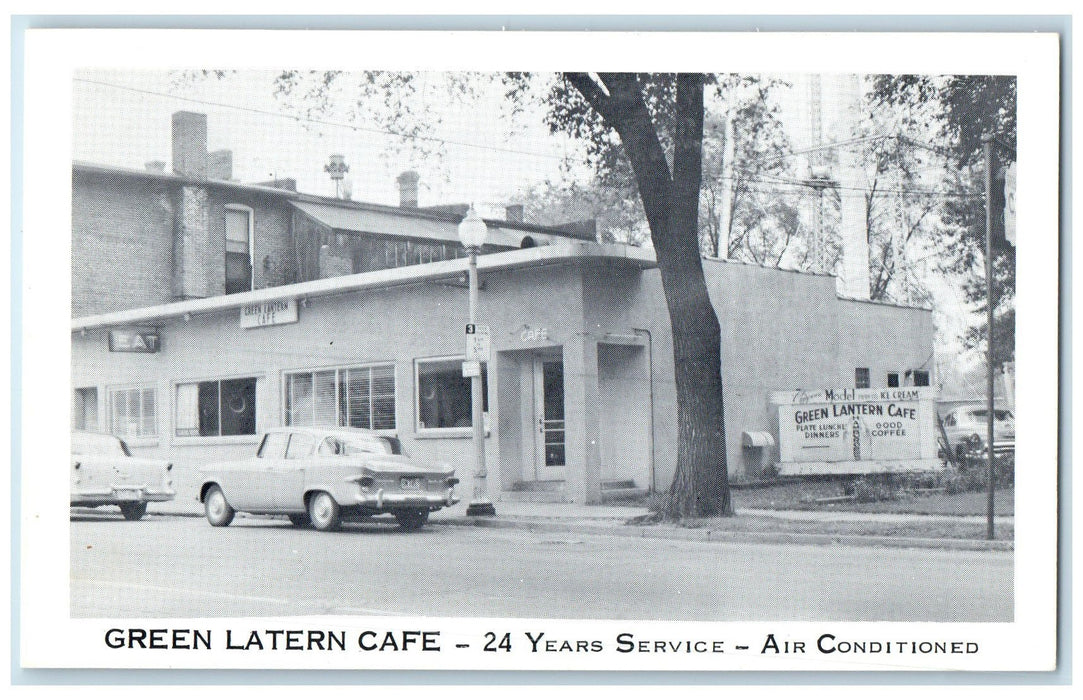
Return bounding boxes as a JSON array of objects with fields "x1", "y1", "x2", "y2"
[{"x1": 18, "y1": 28, "x2": 1061, "y2": 673}]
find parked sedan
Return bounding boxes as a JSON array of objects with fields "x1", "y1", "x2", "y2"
[
  {"x1": 198, "y1": 426, "x2": 460, "y2": 531},
  {"x1": 70, "y1": 431, "x2": 175, "y2": 520},
  {"x1": 941, "y1": 405, "x2": 1015, "y2": 461}
]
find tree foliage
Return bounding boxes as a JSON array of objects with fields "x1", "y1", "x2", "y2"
[
  {"x1": 270, "y1": 70, "x2": 493, "y2": 175},
  {"x1": 702, "y1": 77, "x2": 806, "y2": 266},
  {"x1": 872, "y1": 75, "x2": 1016, "y2": 362},
  {"x1": 513, "y1": 73, "x2": 804, "y2": 266}
]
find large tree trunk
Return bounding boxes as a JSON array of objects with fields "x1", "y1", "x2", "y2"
[
  {"x1": 655, "y1": 227, "x2": 732, "y2": 518},
  {"x1": 565, "y1": 72, "x2": 732, "y2": 518}
]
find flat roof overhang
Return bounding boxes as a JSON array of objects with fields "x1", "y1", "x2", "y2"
[{"x1": 72, "y1": 242, "x2": 657, "y2": 333}]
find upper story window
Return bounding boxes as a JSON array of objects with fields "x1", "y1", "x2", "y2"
[
  {"x1": 225, "y1": 205, "x2": 253, "y2": 294},
  {"x1": 911, "y1": 370, "x2": 931, "y2": 387},
  {"x1": 855, "y1": 367, "x2": 871, "y2": 389},
  {"x1": 351, "y1": 237, "x2": 466, "y2": 274}
]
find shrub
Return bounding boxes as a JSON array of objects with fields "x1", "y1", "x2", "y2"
[
  {"x1": 847, "y1": 477, "x2": 897, "y2": 503},
  {"x1": 955, "y1": 453, "x2": 1015, "y2": 489}
]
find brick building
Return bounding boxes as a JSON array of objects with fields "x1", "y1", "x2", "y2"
[{"x1": 73, "y1": 111, "x2": 594, "y2": 317}]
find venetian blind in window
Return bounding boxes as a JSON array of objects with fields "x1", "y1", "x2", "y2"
[{"x1": 285, "y1": 365, "x2": 395, "y2": 430}]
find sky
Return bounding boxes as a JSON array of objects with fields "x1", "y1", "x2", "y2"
[
  {"x1": 72, "y1": 70, "x2": 587, "y2": 218},
  {"x1": 70, "y1": 70, "x2": 860, "y2": 216},
  {"x1": 70, "y1": 68, "x2": 978, "y2": 369}
]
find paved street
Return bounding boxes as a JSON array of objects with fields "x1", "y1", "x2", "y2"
[{"x1": 70, "y1": 512, "x2": 1013, "y2": 621}]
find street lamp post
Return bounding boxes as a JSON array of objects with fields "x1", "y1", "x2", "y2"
[{"x1": 459, "y1": 205, "x2": 496, "y2": 517}]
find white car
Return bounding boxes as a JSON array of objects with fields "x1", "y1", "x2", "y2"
[
  {"x1": 198, "y1": 426, "x2": 460, "y2": 532},
  {"x1": 70, "y1": 431, "x2": 175, "y2": 520}
]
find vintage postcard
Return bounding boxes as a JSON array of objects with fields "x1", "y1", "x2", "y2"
[{"x1": 15, "y1": 25, "x2": 1061, "y2": 678}]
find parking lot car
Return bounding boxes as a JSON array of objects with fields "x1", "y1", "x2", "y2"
[
  {"x1": 941, "y1": 405, "x2": 1015, "y2": 461},
  {"x1": 198, "y1": 426, "x2": 460, "y2": 531},
  {"x1": 70, "y1": 431, "x2": 175, "y2": 520}
]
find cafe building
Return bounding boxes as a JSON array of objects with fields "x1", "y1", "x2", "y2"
[
  {"x1": 70, "y1": 111, "x2": 938, "y2": 505},
  {"x1": 71, "y1": 240, "x2": 937, "y2": 505}
]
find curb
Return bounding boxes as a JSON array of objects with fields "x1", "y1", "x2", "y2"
[
  {"x1": 436, "y1": 516, "x2": 1015, "y2": 552},
  {"x1": 140, "y1": 507, "x2": 1015, "y2": 552}
]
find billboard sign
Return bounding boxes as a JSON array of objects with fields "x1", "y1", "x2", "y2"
[{"x1": 770, "y1": 387, "x2": 941, "y2": 475}]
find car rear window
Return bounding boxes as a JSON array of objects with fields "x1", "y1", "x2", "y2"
[
  {"x1": 320, "y1": 435, "x2": 400, "y2": 456},
  {"x1": 71, "y1": 433, "x2": 130, "y2": 456}
]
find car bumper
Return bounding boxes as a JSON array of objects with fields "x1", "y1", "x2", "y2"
[
  {"x1": 71, "y1": 487, "x2": 176, "y2": 505},
  {"x1": 354, "y1": 488, "x2": 459, "y2": 509}
]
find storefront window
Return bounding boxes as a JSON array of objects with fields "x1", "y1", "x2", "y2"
[
  {"x1": 285, "y1": 364, "x2": 395, "y2": 431},
  {"x1": 416, "y1": 357, "x2": 487, "y2": 431},
  {"x1": 73, "y1": 387, "x2": 99, "y2": 431},
  {"x1": 110, "y1": 386, "x2": 157, "y2": 438},
  {"x1": 175, "y1": 377, "x2": 257, "y2": 437}
]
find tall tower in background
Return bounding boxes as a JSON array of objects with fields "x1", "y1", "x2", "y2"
[
  {"x1": 806, "y1": 74, "x2": 827, "y2": 271},
  {"x1": 836, "y1": 74, "x2": 871, "y2": 300},
  {"x1": 803, "y1": 74, "x2": 870, "y2": 299}
]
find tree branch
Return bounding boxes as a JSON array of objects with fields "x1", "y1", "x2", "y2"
[
  {"x1": 584, "y1": 73, "x2": 674, "y2": 235},
  {"x1": 562, "y1": 72, "x2": 620, "y2": 125}
]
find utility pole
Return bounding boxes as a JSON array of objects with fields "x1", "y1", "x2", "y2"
[{"x1": 982, "y1": 133, "x2": 996, "y2": 541}]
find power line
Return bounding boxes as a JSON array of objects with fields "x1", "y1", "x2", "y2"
[
  {"x1": 724, "y1": 171, "x2": 981, "y2": 199},
  {"x1": 74, "y1": 77, "x2": 570, "y2": 162}
]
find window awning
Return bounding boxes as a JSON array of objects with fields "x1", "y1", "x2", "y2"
[{"x1": 741, "y1": 431, "x2": 776, "y2": 448}]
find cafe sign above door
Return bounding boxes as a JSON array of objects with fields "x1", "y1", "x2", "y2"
[{"x1": 240, "y1": 299, "x2": 299, "y2": 329}]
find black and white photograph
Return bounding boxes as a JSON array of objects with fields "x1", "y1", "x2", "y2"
[{"x1": 15, "y1": 25, "x2": 1061, "y2": 677}]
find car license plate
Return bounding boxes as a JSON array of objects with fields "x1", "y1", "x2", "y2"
[
  {"x1": 400, "y1": 477, "x2": 422, "y2": 490},
  {"x1": 114, "y1": 488, "x2": 141, "y2": 500}
]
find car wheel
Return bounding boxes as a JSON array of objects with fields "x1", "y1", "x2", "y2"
[
  {"x1": 288, "y1": 513, "x2": 310, "y2": 528},
  {"x1": 204, "y1": 485, "x2": 235, "y2": 527},
  {"x1": 308, "y1": 491, "x2": 341, "y2": 532},
  {"x1": 395, "y1": 509, "x2": 428, "y2": 531},
  {"x1": 119, "y1": 502, "x2": 148, "y2": 521}
]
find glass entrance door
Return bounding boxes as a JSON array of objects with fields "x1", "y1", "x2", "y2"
[{"x1": 533, "y1": 358, "x2": 566, "y2": 481}]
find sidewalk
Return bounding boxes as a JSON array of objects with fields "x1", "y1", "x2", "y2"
[{"x1": 149, "y1": 497, "x2": 1014, "y2": 551}]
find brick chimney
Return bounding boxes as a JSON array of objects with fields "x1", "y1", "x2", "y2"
[
  {"x1": 396, "y1": 170, "x2": 420, "y2": 208},
  {"x1": 505, "y1": 204, "x2": 524, "y2": 222},
  {"x1": 207, "y1": 149, "x2": 232, "y2": 180},
  {"x1": 172, "y1": 111, "x2": 207, "y2": 178}
]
